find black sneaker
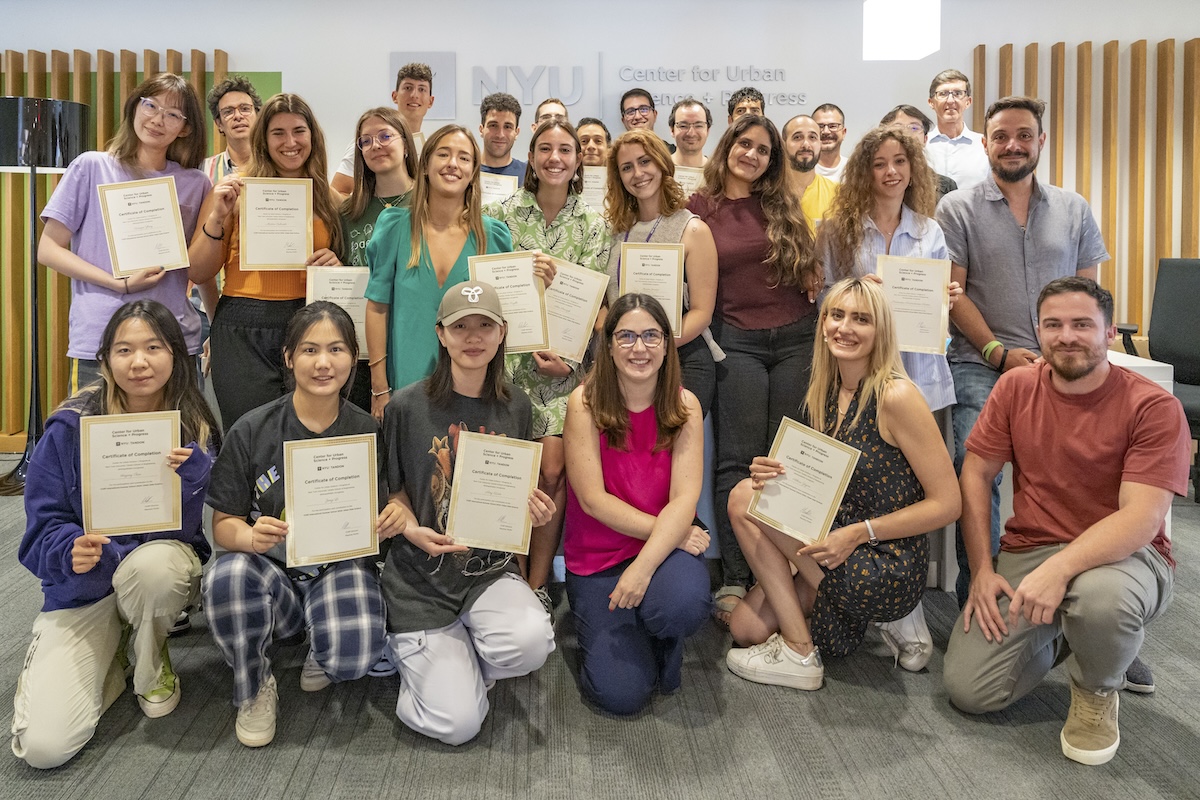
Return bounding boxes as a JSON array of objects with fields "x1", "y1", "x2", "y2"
[
  {"x1": 168, "y1": 610, "x2": 191, "y2": 637},
  {"x1": 1123, "y1": 656, "x2": 1155, "y2": 694}
]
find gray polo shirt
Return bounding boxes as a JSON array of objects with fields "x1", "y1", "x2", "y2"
[{"x1": 936, "y1": 174, "x2": 1109, "y2": 367}]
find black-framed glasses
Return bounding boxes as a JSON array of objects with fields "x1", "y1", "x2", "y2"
[
  {"x1": 934, "y1": 89, "x2": 968, "y2": 100},
  {"x1": 613, "y1": 329, "x2": 664, "y2": 348},
  {"x1": 218, "y1": 103, "x2": 255, "y2": 120},
  {"x1": 357, "y1": 131, "x2": 401, "y2": 150},
  {"x1": 622, "y1": 105, "x2": 653, "y2": 119},
  {"x1": 138, "y1": 97, "x2": 187, "y2": 128},
  {"x1": 816, "y1": 122, "x2": 843, "y2": 132}
]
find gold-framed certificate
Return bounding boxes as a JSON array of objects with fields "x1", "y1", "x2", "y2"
[
  {"x1": 618, "y1": 242, "x2": 685, "y2": 337},
  {"x1": 580, "y1": 165, "x2": 607, "y2": 210},
  {"x1": 876, "y1": 255, "x2": 951, "y2": 355},
  {"x1": 673, "y1": 165, "x2": 705, "y2": 198},
  {"x1": 445, "y1": 432, "x2": 543, "y2": 555},
  {"x1": 283, "y1": 433, "x2": 379, "y2": 568},
  {"x1": 80, "y1": 411, "x2": 181, "y2": 536},
  {"x1": 239, "y1": 177, "x2": 313, "y2": 270},
  {"x1": 747, "y1": 417, "x2": 861, "y2": 545},
  {"x1": 480, "y1": 173, "x2": 519, "y2": 206},
  {"x1": 306, "y1": 267, "x2": 370, "y2": 359},
  {"x1": 468, "y1": 252, "x2": 548, "y2": 353},
  {"x1": 96, "y1": 177, "x2": 190, "y2": 277},
  {"x1": 544, "y1": 257, "x2": 609, "y2": 363}
]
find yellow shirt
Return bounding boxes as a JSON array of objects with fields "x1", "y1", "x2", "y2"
[{"x1": 801, "y1": 173, "x2": 839, "y2": 232}]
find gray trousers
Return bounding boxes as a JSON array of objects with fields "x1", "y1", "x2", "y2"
[{"x1": 944, "y1": 543, "x2": 1172, "y2": 713}]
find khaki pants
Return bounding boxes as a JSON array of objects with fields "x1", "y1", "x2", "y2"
[
  {"x1": 944, "y1": 544, "x2": 1172, "y2": 714},
  {"x1": 11, "y1": 540, "x2": 201, "y2": 769}
]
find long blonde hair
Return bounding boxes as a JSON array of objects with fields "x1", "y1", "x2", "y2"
[
  {"x1": 406, "y1": 125, "x2": 486, "y2": 269},
  {"x1": 604, "y1": 129, "x2": 687, "y2": 234},
  {"x1": 803, "y1": 278, "x2": 907, "y2": 434}
]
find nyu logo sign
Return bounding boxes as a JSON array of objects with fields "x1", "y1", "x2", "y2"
[{"x1": 470, "y1": 66, "x2": 586, "y2": 107}]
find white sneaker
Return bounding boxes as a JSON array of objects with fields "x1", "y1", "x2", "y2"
[
  {"x1": 236, "y1": 674, "x2": 278, "y2": 748},
  {"x1": 299, "y1": 651, "x2": 332, "y2": 692},
  {"x1": 726, "y1": 633, "x2": 823, "y2": 690},
  {"x1": 878, "y1": 600, "x2": 933, "y2": 672}
]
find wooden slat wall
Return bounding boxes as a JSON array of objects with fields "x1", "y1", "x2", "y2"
[
  {"x1": 1184, "y1": 39, "x2": 1199, "y2": 259},
  {"x1": 1154, "y1": 41, "x2": 1175, "y2": 274},
  {"x1": 998, "y1": 44, "x2": 1014, "y2": 96},
  {"x1": 973, "y1": 45, "x2": 987, "y2": 132},
  {"x1": 1076, "y1": 42, "x2": 1093, "y2": 199},
  {"x1": 0, "y1": 48, "x2": 227, "y2": 451},
  {"x1": 1049, "y1": 43, "x2": 1066, "y2": 186},
  {"x1": 1126, "y1": 40, "x2": 1147, "y2": 328},
  {"x1": 1100, "y1": 41, "x2": 1119, "y2": 293},
  {"x1": 1024, "y1": 44, "x2": 1039, "y2": 97}
]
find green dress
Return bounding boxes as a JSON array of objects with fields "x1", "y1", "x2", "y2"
[{"x1": 485, "y1": 189, "x2": 612, "y2": 437}]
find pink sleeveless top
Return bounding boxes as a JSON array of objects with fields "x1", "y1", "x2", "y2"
[{"x1": 564, "y1": 405, "x2": 672, "y2": 575}]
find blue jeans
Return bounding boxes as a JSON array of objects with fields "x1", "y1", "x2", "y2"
[
  {"x1": 950, "y1": 361, "x2": 1003, "y2": 606},
  {"x1": 711, "y1": 315, "x2": 817, "y2": 588},
  {"x1": 566, "y1": 550, "x2": 710, "y2": 715}
]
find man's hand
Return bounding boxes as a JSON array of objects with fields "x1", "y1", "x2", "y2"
[
  {"x1": 1002, "y1": 347, "x2": 1038, "y2": 371},
  {"x1": 1007, "y1": 561, "x2": 1069, "y2": 629},
  {"x1": 962, "y1": 570, "x2": 1016, "y2": 642}
]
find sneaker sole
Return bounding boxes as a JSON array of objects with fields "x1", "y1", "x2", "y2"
[
  {"x1": 299, "y1": 673, "x2": 332, "y2": 692},
  {"x1": 138, "y1": 678, "x2": 181, "y2": 719},
  {"x1": 726, "y1": 654, "x2": 822, "y2": 691},
  {"x1": 236, "y1": 724, "x2": 276, "y2": 748},
  {"x1": 1060, "y1": 729, "x2": 1120, "y2": 766},
  {"x1": 1121, "y1": 679, "x2": 1155, "y2": 695}
]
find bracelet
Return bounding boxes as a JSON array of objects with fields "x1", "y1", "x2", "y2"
[
  {"x1": 998, "y1": 349, "x2": 1009, "y2": 371},
  {"x1": 202, "y1": 222, "x2": 225, "y2": 240},
  {"x1": 371, "y1": 387, "x2": 392, "y2": 397},
  {"x1": 120, "y1": 277, "x2": 130, "y2": 295},
  {"x1": 368, "y1": 353, "x2": 388, "y2": 367},
  {"x1": 981, "y1": 340, "x2": 1003, "y2": 362},
  {"x1": 865, "y1": 519, "x2": 879, "y2": 547}
]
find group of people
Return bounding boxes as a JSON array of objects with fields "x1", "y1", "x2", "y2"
[{"x1": 11, "y1": 62, "x2": 1190, "y2": 772}]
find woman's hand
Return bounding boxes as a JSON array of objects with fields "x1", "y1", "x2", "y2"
[
  {"x1": 248, "y1": 516, "x2": 288, "y2": 554},
  {"x1": 124, "y1": 267, "x2": 167, "y2": 294},
  {"x1": 403, "y1": 524, "x2": 470, "y2": 557},
  {"x1": 166, "y1": 447, "x2": 193, "y2": 472},
  {"x1": 532, "y1": 251, "x2": 557, "y2": 288},
  {"x1": 798, "y1": 524, "x2": 861, "y2": 570},
  {"x1": 377, "y1": 500, "x2": 409, "y2": 540},
  {"x1": 371, "y1": 390, "x2": 390, "y2": 423},
  {"x1": 306, "y1": 248, "x2": 341, "y2": 267},
  {"x1": 678, "y1": 524, "x2": 709, "y2": 556},
  {"x1": 748, "y1": 456, "x2": 785, "y2": 490},
  {"x1": 532, "y1": 350, "x2": 572, "y2": 378},
  {"x1": 528, "y1": 488, "x2": 556, "y2": 527},
  {"x1": 948, "y1": 280, "x2": 964, "y2": 311},
  {"x1": 71, "y1": 532, "x2": 110, "y2": 574},
  {"x1": 208, "y1": 175, "x2": 242, "y2": 221},
  {"x1": 608, "y1": 561, "x2": 653, "y2": 611}
]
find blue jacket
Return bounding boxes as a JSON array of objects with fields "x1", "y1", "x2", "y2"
[{"x1": 19, "y1": 410, "x2": 213, "y2": 612}]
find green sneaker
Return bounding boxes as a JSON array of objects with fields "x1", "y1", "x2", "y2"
[{"x1": 137, "y1": 640, "x2": 181, "y2": 719}]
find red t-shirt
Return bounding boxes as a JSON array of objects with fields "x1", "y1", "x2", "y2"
[{"x1": 966, "y1": 362, "x2": 1190, "y2": 566}]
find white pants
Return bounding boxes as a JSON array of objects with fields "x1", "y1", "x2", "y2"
[
  {"x1": 11, "y1": 540, "x2": 201, "y2": 769},
  {"x1": 387, "y1": 573, "x2": 555, "y2": 745}
]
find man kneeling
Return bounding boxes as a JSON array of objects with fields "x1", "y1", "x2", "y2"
[{"x1": 944, "y1": 277, "x2": 1190, "y2": 766}]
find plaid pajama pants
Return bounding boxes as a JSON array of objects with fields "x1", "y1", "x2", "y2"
[{"x1": 202, "y1": 553, "x2": 386, "y2": 706}]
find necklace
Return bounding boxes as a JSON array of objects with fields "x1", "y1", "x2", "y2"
[{"x1": 378, "y1": 190, "x2": 411, "y2": 208}]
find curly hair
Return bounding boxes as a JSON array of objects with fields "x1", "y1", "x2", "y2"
[
  {"x1": 820, "y1": 126, "x2": 937, "y2": 278},
  {"x1": 603, "y1": 129, "x2": 686, "y2": 234}
]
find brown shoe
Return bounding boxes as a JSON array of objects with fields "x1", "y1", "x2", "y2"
[{"x1": 1060, "y1": 679, "x2": 1120, "y2": 765}]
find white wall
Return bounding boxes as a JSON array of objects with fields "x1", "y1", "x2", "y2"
[{"x1": 5, "y1": 0, "x2": 1195, "y2": 320}]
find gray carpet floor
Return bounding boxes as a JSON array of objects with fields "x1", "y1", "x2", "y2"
[{"x1": 1, "y1": 452, "x2": 1198, "y2": 799}]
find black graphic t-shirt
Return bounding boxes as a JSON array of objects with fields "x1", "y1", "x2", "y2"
[{"x1": 380, "y1": 380, "x2": 532, "y2": 633}]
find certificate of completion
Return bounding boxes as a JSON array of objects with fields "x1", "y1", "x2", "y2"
[
  {"x1": 239, "y1": 177, "x2": 313, "y2": 270},
  {"x1": 580, "y1": 166, "x2": 607, "y2": 210},
  {"x1": 97, "y1": 177, "x2": 190, "y2": 277},
  {"x1": 747, "y1": 417, "x2": 861, "y2": 545},
  {"x1": 673, "y1": 165, "x2": 705, "y2": 198},
  {"x1": 283, "y1": 433, "x2": 379, "y2": 567},
  {"x1": 618, "y1": 242, "x2": 685, "y2": 337},
  {"x1": 468, "y1": 252, "x2": 548, "y2": 354},
  {"x1": 80, "y1": 411, "x2": 181, "y2": 536},
  {"x1": 445, "y1": 432, "x2": 543, "y2": 555},
  {"x1": 480, "y1": 173, "x2": 519, "y2": 206},
  {"x1": 876, "y1": 255, "x2": 951, "y2": 355},
  {"x1": 544, "y1": 257, "x2": 608, "y2": 363},
  {"x1": 306, "y1": 267, "x2": 370, "y2": 359}
]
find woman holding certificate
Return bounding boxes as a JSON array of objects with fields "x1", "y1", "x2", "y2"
[
  {"x1": 562, "y1": 293, "x2": 710, "y2": 715},
  {"x1": 188, "y1": 93, "x2": 344, "y2": 431},
  {"x1": 203, "y1": 302, "x2": 396, "y2": 749},
  {"x1": 485, "y1": 119, "x2": 612, "y2": 612},
  {"x1": 13, "y1": 301, "x2": 219, "y2": 768},
  {"x1": 364, "y1": 125, "x2": 512, "y2": 415},
  {"x1": 724, "y1": 279, "x2": 959, "y2": 690},
  {"x1": 379, "y1": 281, "x2": 556, "y2": 746},
  {"x1": 604, "y1": 129, "x2": 718, "y2": 416},
  {"x1": 38, "y1": 74, "x2": 211, "y2": 393},
  {"x1": 686, "y1": 115, "x2": 820, "y2": 625}
]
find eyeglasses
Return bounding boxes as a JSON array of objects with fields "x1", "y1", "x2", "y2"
[
  {"x1": 816, "y1": 122, "x2": 843, "y2": 132},
  {"x1": 357, "y1": 131, "x2": 401, "y2": 150},
  {"x1": 622, "y1": 105, "x2": 653, "y2": 119},
  {"x1": 138, "y1": 97, "x2": 187, "y2": 129},
  {"x1": 218, "y1": 103, "x2": 255, "y2": 120},
  {"x1": 537, "y1": 113, "x2": 567, "y2": 123},
  {"x1": 673, "y1": 122, "x2": 707, "y2": 132},
  {"x1": 934, "y1": 89, "x2": 968, "y2": 100},
  {"x1": 613, "y1": 329, "x2": 664, "y2": 348},
  {"x1": 893, "y1": 123, "x2": 925, "y2": 134}
]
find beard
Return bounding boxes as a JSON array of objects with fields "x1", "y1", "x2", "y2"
[
  {"x1": 992, "y1": 150, "x2": 1040, "y2": 182},
  {"x1": 1044, "y1": 343, "x2": 1105, "y2": 382},
  {"x1": 789, "y1": 151, "x2": 818, "y2": 173}
]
